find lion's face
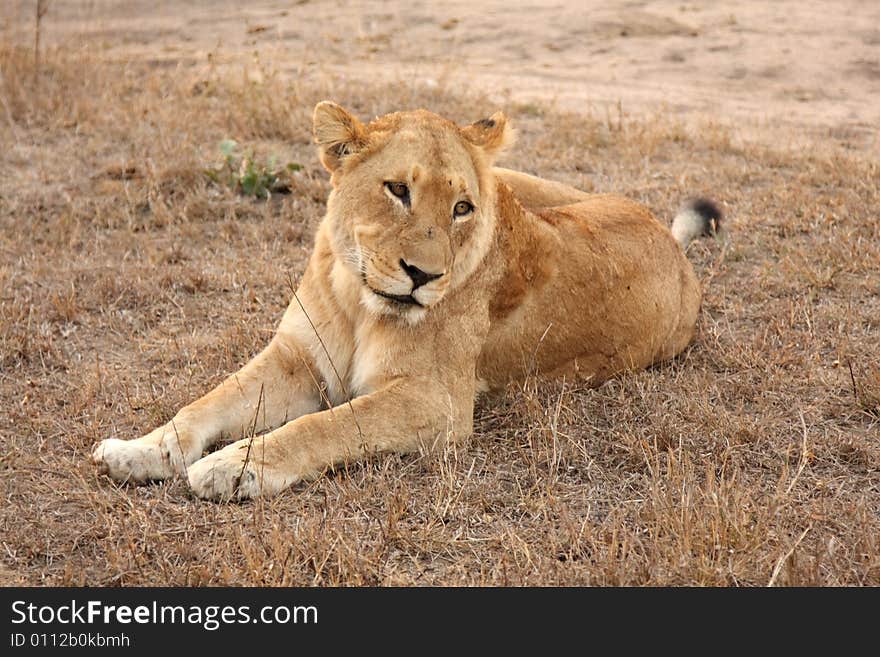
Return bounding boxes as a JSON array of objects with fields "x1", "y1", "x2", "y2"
[{"x1": 313, "y1": 103, "x2": 512, "y2": 323}]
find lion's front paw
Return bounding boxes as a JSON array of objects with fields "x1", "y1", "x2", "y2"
[
  {"x1": 187, "y1": 439, "x2": 285, "y2": 501},
  {"x1": 92, "y1": 438, "x2": 173, "y2": 483},
  {"x1": 92, "y1": 425, "x2": 196, "y2": 484}
]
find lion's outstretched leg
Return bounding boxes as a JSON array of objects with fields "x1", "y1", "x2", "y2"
[
  {"x1": 92, "y1": 337, "x2": 323, "y2": 484},
  {"x1": 186, "y1": 377, "x2": 473, "y2": 500}
]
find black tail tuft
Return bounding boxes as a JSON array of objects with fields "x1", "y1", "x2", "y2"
[{"x1": 688, "y1": 197, "x2": 722, "y2": 236}]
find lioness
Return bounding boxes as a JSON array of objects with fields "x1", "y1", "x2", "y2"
[{"x1": 93, "y1": 102, "x2": 720, "y2": 500}]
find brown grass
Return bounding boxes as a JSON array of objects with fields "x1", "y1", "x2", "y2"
[{"x1": 1, "y1": 42, "x2": 878, "y2": 587}]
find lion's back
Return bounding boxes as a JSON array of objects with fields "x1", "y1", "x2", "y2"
[{"x1": 478, "y1": 190, "x2": 701, "y2": 387}]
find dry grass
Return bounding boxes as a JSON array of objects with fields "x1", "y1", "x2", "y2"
[{"x1": 1, "y1": 42, "x2": 878, "y2": 587}]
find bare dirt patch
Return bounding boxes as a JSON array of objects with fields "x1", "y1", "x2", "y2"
[{"x1": 6, "y1": 0, "x2": 879, "y2": 153}]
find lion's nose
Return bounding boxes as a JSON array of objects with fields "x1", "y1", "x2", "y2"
[{"x1": 400, "y1": 259, "x2": 443, "y2": 289}]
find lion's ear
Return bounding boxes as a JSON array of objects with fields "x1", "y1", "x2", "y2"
[
  {"x1": 313, "y1": 101, "x2": 367, "y2": 172},
  {"x1": 461, "y1": 111, "x2": 515, "y2": 161}
]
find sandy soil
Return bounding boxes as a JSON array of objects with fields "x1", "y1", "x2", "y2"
[{"x1": 5, "y1": 0, "x2": 880, "y2": 153}]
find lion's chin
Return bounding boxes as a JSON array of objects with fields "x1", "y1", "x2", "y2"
[{"x1": 361, "y1": 288, "x2": 430, "y2": 325}]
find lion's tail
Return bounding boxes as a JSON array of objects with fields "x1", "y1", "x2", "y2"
[{"x1": 671, "y1": 198, "x2": 722, "y2": 249}]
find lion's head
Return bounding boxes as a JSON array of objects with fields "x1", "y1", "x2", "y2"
[{"x1": 312, "y1": 102, "x2": 513, "y2": 323}]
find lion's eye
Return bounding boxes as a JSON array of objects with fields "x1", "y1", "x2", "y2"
[
  {"x1": 385, "y1": 181, "x2": 410, "y2": 205},
  {"x1": 453, "y1": 200, "x2": 474, "y2": 218}
]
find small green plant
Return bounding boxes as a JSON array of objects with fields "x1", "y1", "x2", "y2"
[{"x1": 204, "y1": 139, "x2": 302, "y2": 199}]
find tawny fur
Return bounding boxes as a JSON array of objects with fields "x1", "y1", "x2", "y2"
[{"x1": 93, "y1": 103, "x2": 705, "y2": 500}]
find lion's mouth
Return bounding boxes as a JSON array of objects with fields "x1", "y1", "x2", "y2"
[
  {"x1": 370, "y1": 288, "x2": 422, "y2": 307},
  {"x1": 360, "y1": 271, "x2": 424, "y2": 308}
]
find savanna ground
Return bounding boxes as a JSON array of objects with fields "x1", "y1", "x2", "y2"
[{"x1": 0, "y1": 2, "x2": 878, "y2": 586}]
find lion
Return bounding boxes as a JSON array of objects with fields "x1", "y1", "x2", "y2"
[{"x1": 92, "y1": 102, "x2": 720, "y2": 500}]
